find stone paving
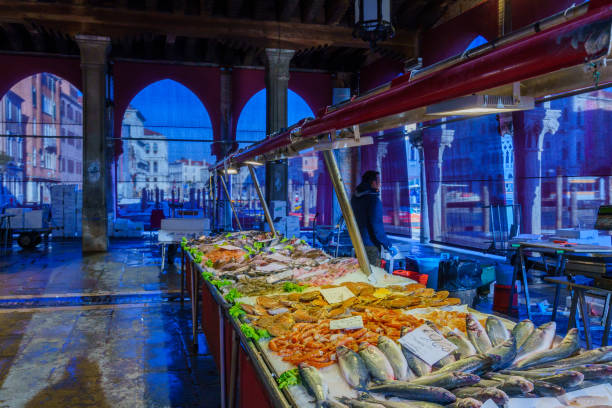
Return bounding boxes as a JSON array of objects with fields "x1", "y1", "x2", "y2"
[{"x1": 0, "y1": 239, "x2": 219, "y2": 408}]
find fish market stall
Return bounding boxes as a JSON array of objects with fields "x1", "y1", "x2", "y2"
[{"x1": 181, "y1": 231, "x2": 612, "y2": 408}]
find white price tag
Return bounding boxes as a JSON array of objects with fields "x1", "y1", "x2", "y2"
[
  {"x1": 330, "y1": 316, "x2": 364, "y2": 330},
  {"x1": 398, "y1": 324, "x2": 457, "y2": 366},
  {"x1": 507, "y1": 398, "x2": 563, "y2": 408},
  {"x1": 481, "y1": 400, "x2": 498, "y2": 408},
  {"x1": 320, "y1": 287, "x2": 356, "y2": 304}
]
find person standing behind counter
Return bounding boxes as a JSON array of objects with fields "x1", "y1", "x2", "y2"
[{"x1": 350, "y1": 170, "x2": 398, "y2": 268}]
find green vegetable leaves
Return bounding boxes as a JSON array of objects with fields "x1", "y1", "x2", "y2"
[
  {"x1": 224, "y1": 288, "x2": 242, "y2": 304},
  {"x1": 210, "y1": 279, "x2": 232, "y2": 289},
  {"x1": 283, "y1": 282, "x2": 307, "y2": 293},
  {"x1": 277, "y1": 369, "x2": 300, "y2": 389},
  {"x1": 283, "y1": 245, "x2": 294, "y2": 252},
  {"x1": 201, "y1": 271, "x2": 214, "y2": 282},
  {"x1": 240, "y1": 324, "x2": 271, "y2": 341},
  {"x1": 225, "y1": 232, "x2": 232, "y2": 238},
  {"x1": 205, "y1": 259, "x2": 214, "y2": 268},
  {"x1": 229, "y1": 303, "x2": 245, "y2": 318}
]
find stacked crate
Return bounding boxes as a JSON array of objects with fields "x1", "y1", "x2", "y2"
[{"x1": 50, "y1": 185, "x2": 82, "y2": 238}]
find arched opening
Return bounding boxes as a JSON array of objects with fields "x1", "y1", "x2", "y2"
[
  {"x1": 116, "y1": 79, "x2": 214, "y2": 229},
  {"x1": 0, "y1": 73, "x2": 83, "y2": 237},
  {"x1": 465, "y1": 35, "x2": 488, "y2": 52},
  {"x1": 233, "y1": 89, "x2": 316, "y2": 229}
]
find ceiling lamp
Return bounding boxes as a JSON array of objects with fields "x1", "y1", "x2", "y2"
[
  {"x1": 244, "y1": 160, "x2": 264, "y2": 166},
  {"x1": 353, "y1": 0, "x2": 395, "y2": 47},
  {"x1": 426, "y1": 94, "x2": 535, "y2": 117},
  {"x1": 223, "y1": 168, "x2": 238, "y2": 175}
]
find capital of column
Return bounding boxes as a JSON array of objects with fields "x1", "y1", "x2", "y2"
[
  {"x1": 76, "y1": 35, "x2": 111, "y2": 66},
  {"x1": 264, "y1": 48, "x2": 295, "y2": 81}
]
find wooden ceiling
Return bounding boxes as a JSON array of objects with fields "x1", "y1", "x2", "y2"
[{"x1": 0, "y1": 0, "x2": 453, "y2": 72}]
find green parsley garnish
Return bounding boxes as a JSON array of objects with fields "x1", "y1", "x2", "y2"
[
  {"x1": 229, "y1": 303, "x2": 245, "y2": 318},
  {"x1": 283, "y1": 282, "x2": 307, "y2": 293},
  {"x1": 277, "y1": 369, "x2": 300, "y2": 389},
  {"x1": 224, "y1": 288, "x2": 242, "y2": 304}
]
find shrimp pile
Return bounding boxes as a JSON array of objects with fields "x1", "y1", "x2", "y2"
[
  {"x1": 267, "y1": 307, "x2": 423, "y2": 368},
  {"x1": 417, "y1": 310, "x2": 468, "y2": 333}
]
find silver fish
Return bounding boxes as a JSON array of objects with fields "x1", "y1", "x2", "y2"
[
  {"x1": 475, "y1": 376, "x2": 534, "y2": 395},
  {"x1": 498, "y1": 375, "x2": 534, "y2": 395},
  {"x1": 514, "y1": 328, "x2": 579, "y2": 369},
  {"x1": 408, "y1": 372, "x2": 480, "y2": 389},
  {"x1": 446, "y1": 398, "x2": 483, "y2": 408},
  {"x1": 566, "y1": 364, "x2": 612, "y2": 381},
  {"x1": 453, "y1": 387, "x2": 509, "y2": 405},
  {"x1": 511, "y1": 320, "x2": 535, "y2": 349},
  {"x1": 337, "y1": 345, "x2": 370, "y2": 390},
  {"x1": 436, "y1": 355, "x2": 497, "y2": 376},
  {"x1": 537, "y1": 371, "x2": 584, "y2": 388},
  {"x1": 378, "y1": 336, "x2": 411, "y2": 381},
  {"x1": 514, "y1": 321, "x2": 556, "y2": 364},
  {"x1": 336, "y1": 397, "x2": 385, "y2": 408},
  {"x1": 358, "y1": 394, "x2": 444, "y2": 408},
  {"x1": 446, "y1": 331, "x2": 477, "y2": 359},
  {"x1": 367, "y1": 381, "x2": 457, "y2": 404},
  {"x1": 530, "y1": 345, "x2": 612, "y2": 369},
  {"x1": 485, "y1": 316, "x2": 510, "y2": 347},
  {"x1": 299, "y1": 363, "x2": 328, "y2": 407},
  {"x1": 322, "y1": 400, "x2": 349, "y2": 408},
  {"x1": 358, "y1": 342, "x2": 395, "y2": 382},
  {"x1": 466, "y1": 314, "x2": 492, "y2": 354},
  {"x1": 400, "y1": 327, "x2": 431, "y2": 377},
  {"x1": 531, "y1": 380, "x2": 565, "y2": 397},
  {"x1": 485, "y1": 336, "x2": 517, "y2": 371}
]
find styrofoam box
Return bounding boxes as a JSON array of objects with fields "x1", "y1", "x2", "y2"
[{"x1": 24, "y1": 211, "x2": 46, "y2": 229}]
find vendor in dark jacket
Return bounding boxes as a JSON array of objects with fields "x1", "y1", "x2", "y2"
[{"x1": 350, "y1": 170, "x2": 398, "y2": 267}]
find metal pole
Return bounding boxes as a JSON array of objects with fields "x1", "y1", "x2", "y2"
[
  {"x1": 322, "y1": 150, "x2": 372, "y2": 276},
  {"x1": 219, "y1": 171, "x2": 243, "y2": 231},
  {"x1": 248, "y1": 165, "x2": 276, "y2": 236}
]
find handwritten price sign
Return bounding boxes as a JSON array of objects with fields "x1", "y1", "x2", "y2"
[{"x1": 398, "y1": 324, "x2": 457, "y2": 365}]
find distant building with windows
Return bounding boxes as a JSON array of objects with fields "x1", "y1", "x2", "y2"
[
  {"x1": 0, "y1": 73, "x2": 83, "y2": 206},
  {"x1": 169, "y1": 158, "x2": 208, "y2": 187},
  {"x1": 59, "y1": 80, "x2": 82, "y2": 184},
  {"x1": 118, "y1": 106, "x2": 169, "y2": 201}
]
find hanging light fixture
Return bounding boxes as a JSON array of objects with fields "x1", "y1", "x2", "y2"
[{"x1": 353, "y1": 0, "x2": 395, "y2": 47}]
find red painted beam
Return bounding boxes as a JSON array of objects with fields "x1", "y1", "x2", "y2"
[{"x1": 216, "y1": 2, "x2": 612, "y2": 170}]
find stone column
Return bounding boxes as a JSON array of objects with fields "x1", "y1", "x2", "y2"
[
  {"x1": 408, "y1": 130, "x2": 430, "y2": 243},
  {"x1": 482, "y1": 185, "x2": 490, "y2": 234},
  {"x1": 219, "y1": 68, "x2": 233, "y2": 229},
  {"x1": 556, "y1": 167, "x2": 564, "y2": 230},
  {"x1": 76, "y1": 35, "x2": 111, "y2": 252},
  {"x1": 513, "y1": 106, "x2": 560, "y2": 234},
  {"x1": 423, "y1": 126, "x2": 454, "y2": 241},
  {"x1": 332, "y1": 83, "x2": 352, "y2": 225},
  {"x1": 264, "y1": 48, "x2": 294, "y2": 209},
  {"x1": 570, "y1": 185, "x2": 579, "y2": 227}
]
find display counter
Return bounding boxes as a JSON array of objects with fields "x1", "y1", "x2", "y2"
[{"x1": 182, "y1": 231, "x2": 612, "y2": 408}]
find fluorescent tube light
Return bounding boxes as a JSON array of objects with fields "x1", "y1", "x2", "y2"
[
  {"x1": 244, "y1": 160, "x2": 264, "y2": 166},
  {"x1": 426, "y1": 94, "x2": 534, "y2": 116}
]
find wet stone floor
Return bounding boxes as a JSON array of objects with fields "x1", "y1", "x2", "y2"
[{"x1": 0, "y1": 239, "x2": 220, "y2": 408}]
